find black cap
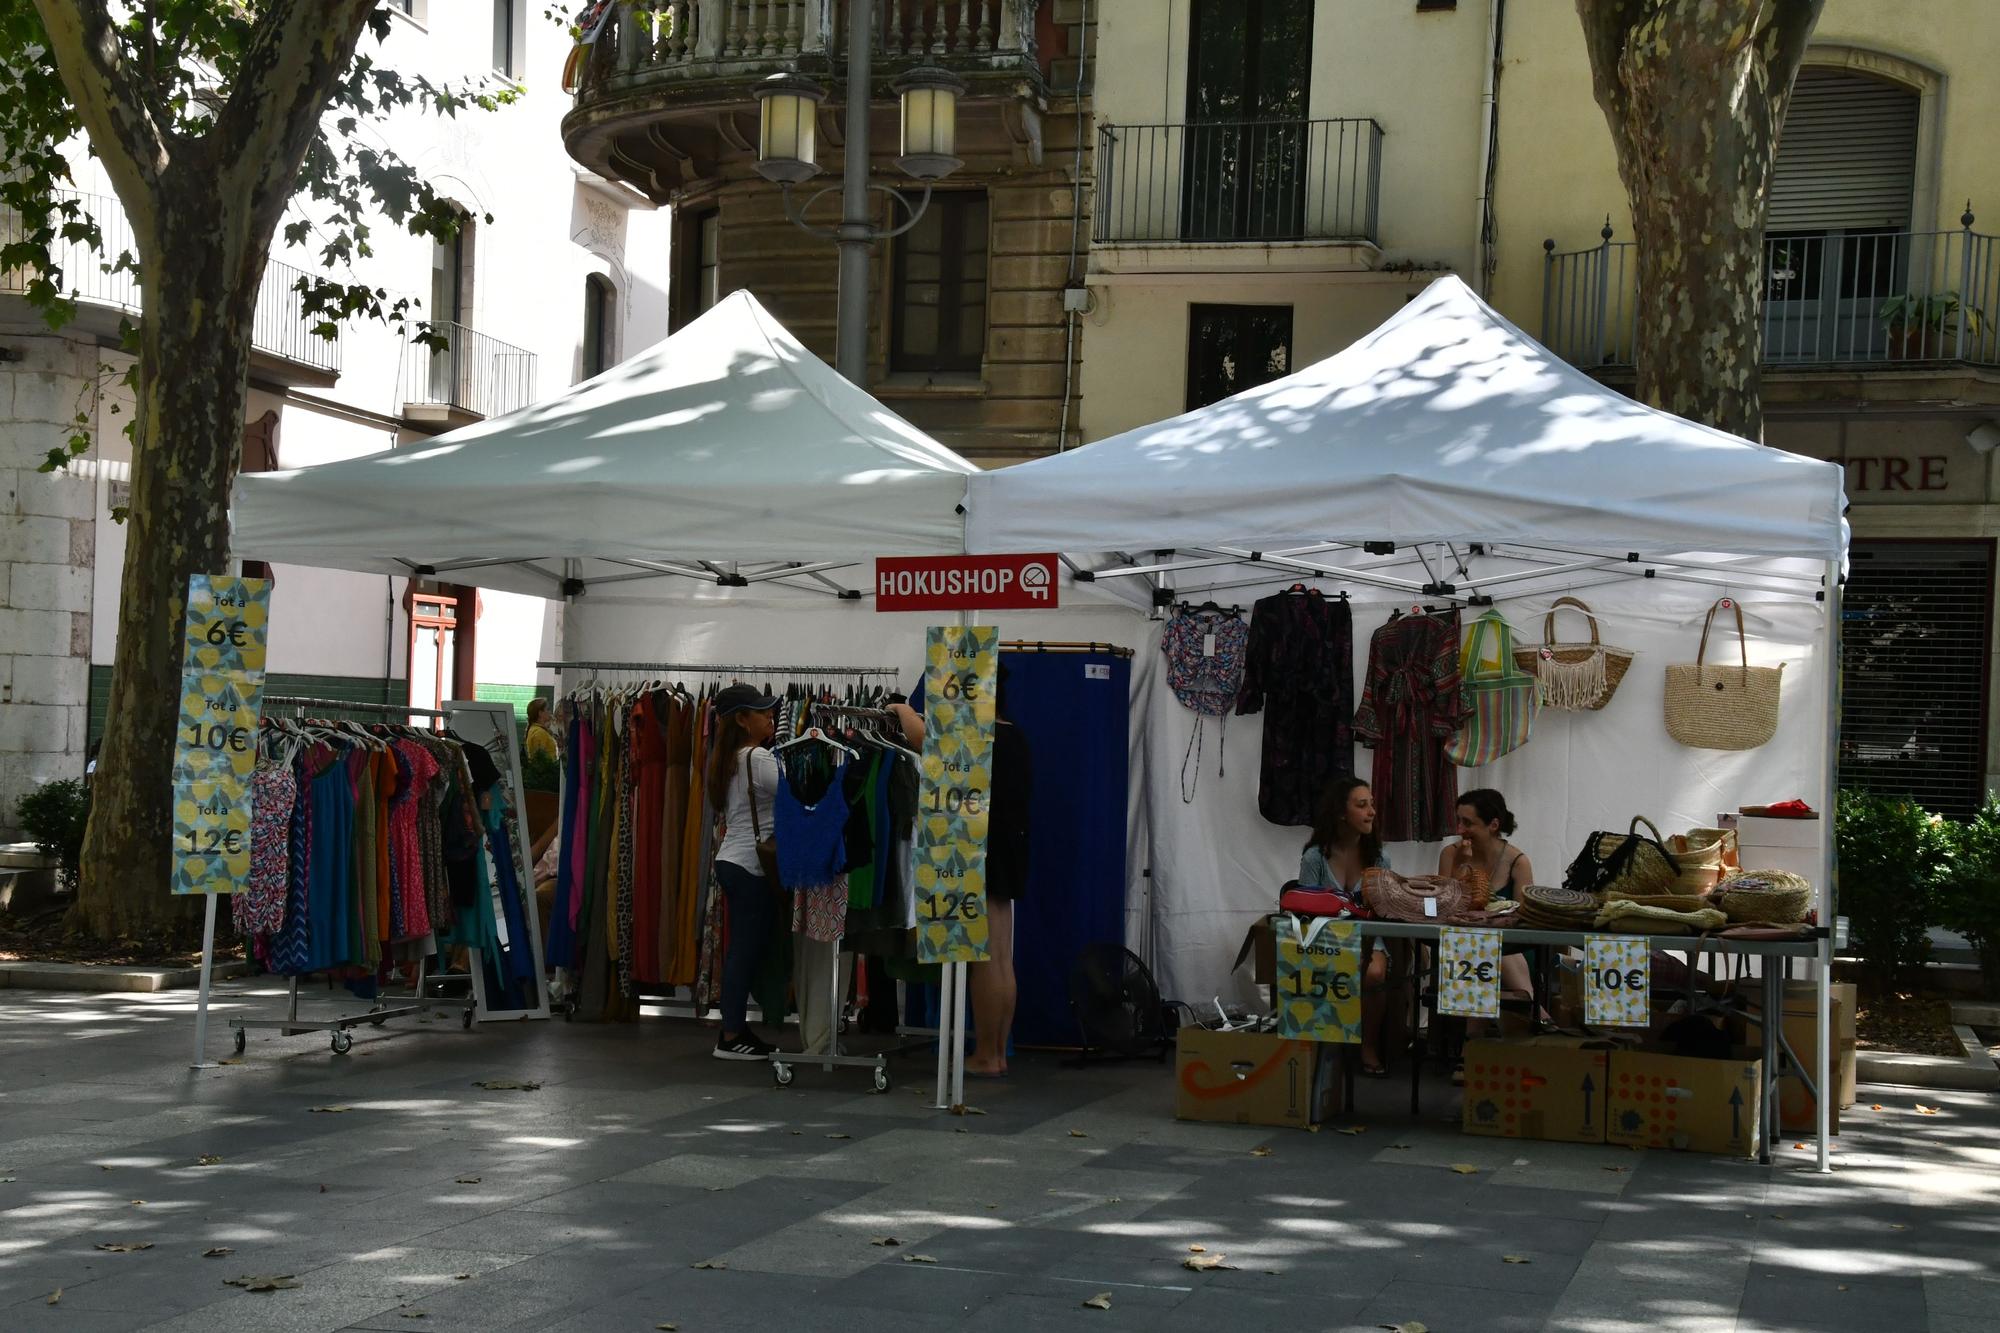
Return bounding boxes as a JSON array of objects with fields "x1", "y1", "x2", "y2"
[{"x1": 715, "y1": 683, "x2": 777, "y2": 717}]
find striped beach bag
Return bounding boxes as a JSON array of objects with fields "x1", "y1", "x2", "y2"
[{"x1": 1445, "y1": 610, "x2": 1539, "y2": 767}]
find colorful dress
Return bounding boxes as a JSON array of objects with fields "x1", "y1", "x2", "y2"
[
  {"x1": 236, "y1": 762, "x2": 295, "y2": 936},
  {"x1": 1353, "y1": 610, "x2": 1465, "y2": 843}
]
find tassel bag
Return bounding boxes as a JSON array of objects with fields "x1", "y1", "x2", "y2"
[
  {"x1": 1664, "y1": 598, "x2": 1783, "y2": 750},
  {"x1": 1513, "y1": 596, "x2": 1634, "y2": 711},
  {"x1": 1563, "y1": 815, "x2": 1680, "y2": 897},
  {"x1": 1446, "y1": 610, "x2": 1539, "y2": 767}
]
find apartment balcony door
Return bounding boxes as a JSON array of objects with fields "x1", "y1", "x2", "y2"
[
  {"x1": 1179, "y1": 0, "x2": 1313, "y2": 242},
  {"x1": 409, "y1": 592, "x2": 458, "y2": 719}
]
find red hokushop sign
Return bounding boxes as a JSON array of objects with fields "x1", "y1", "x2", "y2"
[{"x1": 874, "y1": 554, "x2": 1060, "y2": 612}]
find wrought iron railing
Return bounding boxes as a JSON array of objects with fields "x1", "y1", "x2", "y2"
[
  {"x1": 1095, "y1": 118, "x2": 1384, "y2": 246},
  {"x1": 584, "y1": 0, "x2": 1031, "y2": 84},
  {"x1": 1, "y1": 190, "x2": 341, "y2": 375},
  {"x1": 1542, "y1": 210, "x2": 2000, "y2": 369},
  {"x1": 399, "y1": 320, "x2": 538, "y2": 420}
]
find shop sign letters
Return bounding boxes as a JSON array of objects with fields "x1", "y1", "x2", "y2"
[
  {"x1": 916, "y1": 626, "x2": 996, "y2": 963},
  {"x1": 1438, "y1": 927, "x2": 1501, "y2": 1018},
  {"x1": 1584, "y1": 935, "x2": 1650, "y2": 1027},
  {"x1": 875, "y1": 554, "x2": 1060, "y2": 612},
  {"x1": 1273, "y1": 915, "x2": 1362, "y2": 1043},
  {"x1": 172, "y1": 575, "x2": 271, "y2": 896}
]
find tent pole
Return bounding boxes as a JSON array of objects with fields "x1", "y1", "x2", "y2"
[{"x1": 1817, "y1": 554, "x2": 1840, "y2": 1174}]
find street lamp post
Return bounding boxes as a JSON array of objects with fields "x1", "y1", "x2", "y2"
[{"x1": 753, "y1": 0, "x2": 964, "y2": 386}]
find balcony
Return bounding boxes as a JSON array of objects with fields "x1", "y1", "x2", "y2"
[
  {"x1": 1091, "y1": 118, "x2": 1384, "y2": 280},
  {"x1": 398, "y1": 321, "x2": 538, "y2": 431},
  {"x1": 565, "y1": 0, "x2": 1048, "y2": 199},
  {"x1": 1541, "y1": 214, "x2": 2000, "y2": 403},
  {"x1": 0, "y1": 190, "x2": 342, "y2": 386}
]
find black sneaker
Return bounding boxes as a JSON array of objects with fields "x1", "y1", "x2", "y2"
[{"x1": 713, "y1": 1033, "x2": 773, "y2": 1062}]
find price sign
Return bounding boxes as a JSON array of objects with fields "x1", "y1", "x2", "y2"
[
  {"x1": 1273, "y1": 915, "x2": 1362, "y2": 1043},
  {"x1": 915, "y1": 625, "x2": 997, "y2": 963},
  {"x1": 1438, "y1": 927, "x2": 1501, "y2": 1018},
  {"x1": 1584, "y1": 935, "x2": 1650, "y2": 1027},
  {"x1": 170, "y1": 574, "x2": 270, "y2": 896}
]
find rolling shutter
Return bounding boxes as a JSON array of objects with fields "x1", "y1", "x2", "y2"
[
  {"x1": 1839, "y1": 541, "x2": 1993, "y2": 816},
  {"x1": 1770, "y1": 69, "x2": 1918, "y2": 231}
]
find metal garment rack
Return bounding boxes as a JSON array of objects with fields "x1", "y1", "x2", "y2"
[
  {"x1": 540, "y1": 660, "x2": 899, "y2": 1089},
  {"x1": 226, "y1": 695, "x2": 475, "y2": 1055}
]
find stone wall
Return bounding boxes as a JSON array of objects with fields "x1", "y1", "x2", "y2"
[{"x1": 0, "y1": 333, "x2": 100, "y2": 837}]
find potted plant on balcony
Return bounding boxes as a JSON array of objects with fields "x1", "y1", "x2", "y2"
[{"x1": 1878, "y1": 291, "x2": 1985, "y2": 360}]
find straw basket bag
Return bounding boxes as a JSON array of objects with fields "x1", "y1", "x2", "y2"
[
  {"x1": 1664, "y1": 598, "x2": 1783, "y2": 750},
  {"x1": 1713, "y1": 870, "x2": 1813, "y2": 924},
  {"x1": 1512, "y1": 597, "x2": 1635, "y2": 711},
  {"x1": 1562, "y1": 815, "x2": 1680, "y2": 898},
  {"x1": 1666, "y1": 826, "x2": 1738, "y2": 895}
]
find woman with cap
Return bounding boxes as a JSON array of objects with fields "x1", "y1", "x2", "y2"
[{"x1": 708, "y1": 683, "x2": 783, "y2": 1060}]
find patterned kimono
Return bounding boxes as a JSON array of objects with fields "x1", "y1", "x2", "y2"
[{"x1": 1353, "y1": 609, "x2": 1465, "y2": 843}]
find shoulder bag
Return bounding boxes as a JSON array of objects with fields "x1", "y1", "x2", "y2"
[
  {"x1": 1445, "y1": 610, "x2": 1539, "y2": 767},
  {"x1": 1664, "y1": 598, "x2": 1782, "y2": 750},
  {"x1": 746, "y1": 754, "x2": 782, "y2": 885},
  {"x1": 1562, "y1": 815, "x2": 1679, "y2": 897},
  {"x1": 1512, "y1": 596, "x2": 1635, "y2": 711}
]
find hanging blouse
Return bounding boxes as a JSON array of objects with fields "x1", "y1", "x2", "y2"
[
  {"x1": 1161, "y1": 608, "x2": 1249, "y2": 716},
  {"x1": 774, "y1": 760, "x2": 852, "y2": 889}
]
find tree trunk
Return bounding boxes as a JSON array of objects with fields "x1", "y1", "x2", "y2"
[
  {"x1": 1576, "y1": 0, "x2": 1824, "y2": 440},
  {"x1": 72, "y1": 201, "x2": 257, "y2": 944}
]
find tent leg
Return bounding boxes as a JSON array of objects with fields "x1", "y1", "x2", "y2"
[{"x1": 1817, "y1": 556, "x2": 1840, "y2": 1175}]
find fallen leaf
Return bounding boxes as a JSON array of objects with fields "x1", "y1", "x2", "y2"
[
  {"x1": 1890, "y1": 1224, "x2": 1909, "y2": 1231},
  {"x1": 1265, "y1": 1270, "x2": 1280, "y2": 1276},
  {"x1": 453, "y1": 1273, "x2": 471, "y2": 1281},
  {"x1": 870, "y1": 1237, "x2": 902, "y2": 1247},
  {"x1": 954, "y1": 1127, "x2": 969, "y2": 1134},
  {"x1": 1794, "y1": 1143, "x2": 1807, "y2": 1150},
  {"x1": 1871, "y1": 1104, "x2": 1884, "y2": 1111},
  {"x1": 903, "y1": 1255, "x2": 938, "y2": 1265},
  {"x1": 789, "y1": 1131, "x2": 802, "y2": 1137},
  {"x1": 1379, "y1": 1324, "x2": 1428, "y2": 1333},
  {"x1": 1916, "y1": 1105, "x2": 1940, "y2": 1116},
  {"x1": 455, "y1": 1176, "x2": 482, "y2": 1185},
  {"x1": 47, "y1": 1289, "x2": 59, "y2": 1306},
  {"x1": 1337, "y1": 1126, "x2": 1367, "y2": 1136},
  {"x1": 658, "y1": 1325, "x2": 679, "y2": 1331},
  {"x1": 100, "y1": 1165, "x2": 114, "y2": 1171},
  {"x1": 203, "y1": 1248, "x2": 234, "y2": 1259},
  {"x1": 1449, "y1": 1164, "x2": 1481, "y2": 1175},
  {"x1": 1389, "y1": 1144, "x2": 1412, "y2": 1151},
  {"x1": 1069, "y1": 1130, "x2": 1089, "y2": 1139},
  {"x1": 129, "y1": 1199, "x2": 145, "y2": 1206},
  {"x1": 95, "y1": 1243, "x2": 154, "y2": 1253},
  {"x1": 1502, "y1": 1255, "x2": 1531, "y2": 1265},
  {"x1": 218, "y1": 1058, "x2": 241, "y2": 1065},
  {"x1": 472, "y1": 1080, "x2": 542, "y2": 1091},
  {"x1": 1838, "y1": 1285, "x2": 1850, "y2": 1292},
  {"x1": 1601, "y1": 1166, "x2": 1630, "y2": 1173},
  {"x1": 197, "y1": 1155, "x2": 222, "y2": 1166},
  {"x1": 318, "y1": 1184, "x2": 328, "y2": 1193},
  {"x1": 1250, "y1": 1147, "x2": 1274, "y2": 1158},
  {"x1": 1188, "y1": 1245, "x2": 1207, "y2": 1253},
  {"x1": 308, "y1": 1106, "x2": 353, "y2": 1114},
  {"x1": 399, "y1": 1314, "x2": 427, "y2": 1321},
  {"x1": 1083, "y1": 1292, "x2": 1112, "y2": 1310},
  {"x1": 1770, "y1": 1213, "x2": 1787, "y2": 1220},
  {"x1": 225, "y1": 1274, "x2": 302, "y2": 1292},
  {"x1": 825, "y1": 1134, "x2": 851, "y2": 1141},
  {"x1": 691, "y1": 1260, "x2": 727, "y2": 1270},
  {"x1": 704, "y1": 1186, "x2": 726, "y2": 1193},
  {"x1": 1183, "y1": 1253, "x2": 1236, "y2": 1272}
]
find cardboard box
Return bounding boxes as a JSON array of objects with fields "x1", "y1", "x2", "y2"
[
  {"x1": 1461, "y1": 1036, "x2": 1613, "y2": 1144},
  {"x1": 1744, "y1": 982, "x2": 1857, "y2": 1132},
  {"x1": 1608, "y1": 1046, "x2": 1763, "y2": 1158},
  {"x1": 1233, "y1": 917, "x2": 1277, "y2": 987},
  {"x1": 1175, "y1": 1027, "x2": 1339, "y2": 1130}
]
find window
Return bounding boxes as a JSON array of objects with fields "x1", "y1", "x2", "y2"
[
  {"x1": 581, "y1": 274, "x2": 615, "y2": 380},
  {"x1": 891, "y1": 191, "x2": 989, "y2": 375},
  {"x1": 1840, "y1": 541, "x2": 1994, "y2": 815},
  {"x1": 493, "y1": 0, "x2": 522, "y2": 78},
  {"x1": 1186, "y1": 304, "x2": 1292, "y2": 410},
  {"x1": 672, "y1": 208, "x2": 720, "y2": 332},
  {"x1": 1182, "y1": 0, "x2": 1313, "y2": 241}
]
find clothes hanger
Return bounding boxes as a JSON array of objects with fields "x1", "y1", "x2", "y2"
[{"x1": 772, "y1": 725, "x2": 858, "y2": 760}]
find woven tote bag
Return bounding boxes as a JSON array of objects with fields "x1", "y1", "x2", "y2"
[
  {"x1": 1511, "y1": 596, "x2": 1635, "y2": 711},
  {"x1": 1445, "y1": 611, "x2": 1539, "y2": 767},
  {"x1": 1664, "y1": 598, "x2": 1782, "y2": 750}
]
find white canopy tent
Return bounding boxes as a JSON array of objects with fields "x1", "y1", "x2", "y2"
[
  {"x1": 966, "y1": 276, "x2": 1847, "y2": 1170},
  {"x1": 231, "y1": 289, "x2": 978, "y2": 599}
]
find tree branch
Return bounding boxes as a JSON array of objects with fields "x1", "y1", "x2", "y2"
[{"x1": 29, "y1": 0, "x2": 168, "y2": 206}]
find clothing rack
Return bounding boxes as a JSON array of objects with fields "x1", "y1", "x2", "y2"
[
  {"x1": 1000, "y1": 640, "x2": 1136, "y2": 658},
  {"x1": 538, "y1": 660, "x2": 900, "y2": 678},
  {"x1": 224, "y1": 694, "x2": 477, "y2": 1055}
]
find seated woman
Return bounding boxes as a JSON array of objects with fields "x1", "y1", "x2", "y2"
[
  {"x1": 1440, "y1": 788, "x2": 1539, "y2": 1066},
  {"x1": 1298, "y1": 776, "x2": 1394, "y2": 1077}
]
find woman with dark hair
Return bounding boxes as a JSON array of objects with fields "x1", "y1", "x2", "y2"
[
  {"x1": 708, "y1": 683, "x2": 781, "y2": 1061},
  {"x1": 1298, "y1": 776, "x2": 1394, "y2": 1076},
  {"x1": 1441, "y1": 787, "x2": 1538, "y2": 1064}
]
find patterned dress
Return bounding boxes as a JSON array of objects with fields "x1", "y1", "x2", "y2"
[
  {"x1": 1353, "y1": 610, "x2": 1465, "y2": 843},
  {"x1": 1234, "y1": 590, "x2": 1354, "y2": 826},
  {"x1": 235, "y1": 762, "x2": 295, "y2": 936}
]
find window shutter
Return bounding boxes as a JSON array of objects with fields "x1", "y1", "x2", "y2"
[{"x1": 1770, "y1": 69, "x2": 1918, "y2": 232}]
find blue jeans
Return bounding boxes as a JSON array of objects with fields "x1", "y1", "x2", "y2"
[{"x1": 714, "y1": 859, "x2": 775, "y2": 1035}]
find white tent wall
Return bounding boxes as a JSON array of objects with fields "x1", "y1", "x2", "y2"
[{"x1": 1136, "y1": 577, "x2": 1831, "y2": 1012}]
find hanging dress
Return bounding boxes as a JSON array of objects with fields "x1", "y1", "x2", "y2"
[{"x1": 1353, "y1": 609, "x2": 1465, "y2": 843}]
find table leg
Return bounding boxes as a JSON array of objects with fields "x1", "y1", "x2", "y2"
[
  {"x1": 1759, "y1": 962, "x2": 1778, "y2": 1165},
  {"x1": 1410, "y1": 942, "x2": 1426, "y2": 1118}
]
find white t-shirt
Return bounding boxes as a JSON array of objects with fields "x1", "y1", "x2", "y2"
[{"x1": 714, "y1": 745, "x2": 781, "y2": 874}]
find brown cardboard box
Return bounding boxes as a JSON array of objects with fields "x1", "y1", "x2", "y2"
[
  {"x1": 1233, "y1": 917, "x2": 1277, "y2": 987},
  {"x1": 1743, "y1": 982, "x2": 1856, "y2": 1133},
  {"x1": 1461, "y1": 1037, "x2": 1613, "y2": 1144},
  {"x1": 1175, "y1": 1027, "x2": 1339, "y2": 1130},
  {"x1": 1607, "y1": 1046, "x2": 1763, "y2": 1158}
]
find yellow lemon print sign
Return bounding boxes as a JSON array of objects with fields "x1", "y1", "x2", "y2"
[
  {"x1": 1273, "y1": 915, "x2": 1362, "y2": 1043},
  {"x1": 915, "y1": 626, "x2": 997, "y2": 964},
  {"x1": 171, "y1": 574, "x2": 270, "y2": 896}
]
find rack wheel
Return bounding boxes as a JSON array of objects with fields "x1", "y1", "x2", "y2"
[
  {"x1": 232, "y1": 1029, "x2": 246, "y2": 1055},
  {"x1": 461, "y1": 1008, "x2": 475, "y2": 1030},
  {"x1": 772, "y1": 1061, "x2": 795, "y2": 1088},
  {"x1": 331, "y1": 1031, "x2": 353, "y2": 1055},
  {"x1": 871, "y1": 1065, "x2": 891, "y2": 1094}
]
